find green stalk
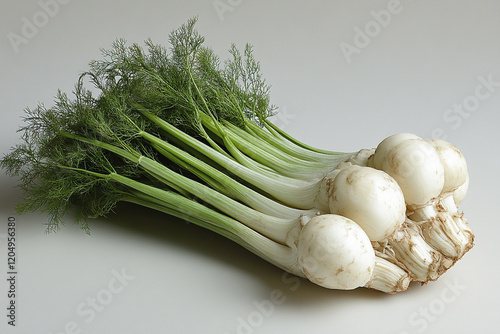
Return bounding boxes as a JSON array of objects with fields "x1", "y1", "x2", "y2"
[
  {"x1": 141, "y1": 130, "x2": 314, "y2": 220},
  {"x1": 63, "y1": 130, "x2": 302, "y2": 243},
  {"x1": 220, "y1": 119, "x2": 350, "y2": 180},
  {"x1": 189, "y1": 97, "x2": 231, "y2": 159},
  {"x1": 137, "y1": 156, "x2": 299, "y2": 244},
  {"x1": 199, "y1": 113, "x2": 329, "y2": 180},
  {"x1": 138, "y1": 109, "x2": 321, "y2": 209},
  {"x1": 196, "y1": 109, "x2": 277, "y2": 176},
  {"x1": 59, "y1": 130, "x2": 197, "y2": 198},
  {"x1": 243, "y1": 119, "x2": 346, "y2": 162},
  {"x1": 148, "y1": 140, "x2": 231, "y2": 197},
  {"x1": 114, "y1": 178, "x2": 301, "y2": 275},
  {"x1": 264, "y1": 119, "x2": 338, "y2": 155}
]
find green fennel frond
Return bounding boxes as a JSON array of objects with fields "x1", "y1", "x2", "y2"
[{"x1": 0, "y1": 17, "x2": 291, "y2": 232}]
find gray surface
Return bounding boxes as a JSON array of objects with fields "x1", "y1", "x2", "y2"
[{"x1": 1, "y1": 1, "x2": 498, "y2": 333}]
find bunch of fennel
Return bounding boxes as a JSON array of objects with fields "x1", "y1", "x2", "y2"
[{"x1": 0, "y1": 18, "x2": 473, "y2": 294}]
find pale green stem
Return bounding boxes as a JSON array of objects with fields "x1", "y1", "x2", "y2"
[
  {"x1": 141, "y1": 131, "x2": 315, "y2": 220},
  {"x1": 139, "y1": 109, "x2": 322, "y2": 209}
]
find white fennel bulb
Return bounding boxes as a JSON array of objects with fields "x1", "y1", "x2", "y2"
[
  {"x1": 427, "y1": 139, "x2": 468, "y2": 195},
  {"x1": 297, "y1": 214, "x2": 375, "y2": 290},
  {"x1": 328, "y1": 165, "x2": 406, "y2": 241},
  {"x1": 370, "y1": 133, "x2": 444, "y2": 207}
]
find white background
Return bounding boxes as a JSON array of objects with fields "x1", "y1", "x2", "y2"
[{"x1": 1, "y1": 1, "x2": 499, "y2": 333}]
